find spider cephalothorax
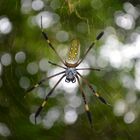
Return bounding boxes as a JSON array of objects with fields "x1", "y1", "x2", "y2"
[
  {"x1": 26, "y1": 17, "x2": 111, "y2": 127},
  {"x1": 65, "y1": 67, "x2": 77, "y2": 83}
]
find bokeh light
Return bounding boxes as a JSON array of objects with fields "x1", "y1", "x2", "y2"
[
  {"x1": 91, "y1": 0, "x2": 103, "y2": 10},
  {"x1": 50, "y1": 0, "x2": 61, "y2": 10},
  {"x1": 123, "y1": 2, "x2": 139, "y2": 19},
  {"x1": 120, "y1": 74, "x2": 134, "y2": 90},
  {"x1": 36, "y1": 11, "x2": 60, "y2": 29},
  {"x1": 0, "y1": 123, "x2": 11, "y2": 137},
  {"x1": 19, "y1": 76, "x2": 30, "y2": 89},
  {"x1": 99, "y1": 31, "x2": 140, "y2": 69},
  {"x1": 114, "y1": 99, "x2": 127, "y2": 116},
  {"x1": 64, "y1": 108, "x2": 78, "y2": 124},
  {"x1": 21, "y1": 0, "x2": 32, "y2": 14},
  {"x1": 124, "y1": 111, "x2": 136, "y2": 124},
  {"x1": 56, "y1": 30, "x2": 69, "y2": 42},
  {"x1": 33, "y1": 87, "x2": 45, "y2": 99},
  {"x1": 0, "y1": 17, "x2": 12, "y2": 34},
  {"x1": 42, "y1": 107, "x2": 60, "y2": 129},
  {"x1": 1, "y1": 53, "x2": 12, "y2": 66},
  {"x1": 27, "y1": 61, "x2": 38, "y2": 75},
  {"x1": 115, "y1": 12, "x2": 135, "y2": 30},
  {"x1": 15, "y1": 51, "x2": 26, "y2": 63},
  {"x1": 32, "y1": 0, "x2": 44, "y2": 11},
  {"x1": 39, "y1": 58, "x2": 49, "y2": 72},
  {"x1": 126, "y1": 92, "x2": 137, "y2": 104},
  {"x1": 68, "y1": 95, "x2": 82, "y2": 108}
]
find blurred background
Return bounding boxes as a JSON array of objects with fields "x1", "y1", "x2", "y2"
[{"x1": 0, "y1": 0, "x2": 140, "y2": 140}]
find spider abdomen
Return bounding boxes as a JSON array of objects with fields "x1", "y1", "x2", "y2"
[{"x1": 66, "y1": 39, "x2": 80, "y2": 64}]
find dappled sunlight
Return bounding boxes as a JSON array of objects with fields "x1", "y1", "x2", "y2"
[
  {"x1": 1, "y1": 53, "x2": 12, "y2": 66},
  {"x1": 124, "y1": 111, "x2": 136, "y2": 124},
  {"x1": 42, "y1": 107, "x2": 60, "y2": 129},
  {"x1": 56, "y1": 30, "x2": 69, "y2": 42},
  {"x1": 0, "y1": 0, "x2": 140, "y2": 139},
  {"x1": 32, "y1": 0, "x2": 44, "y2": 11},
  {"x1": 0, "y1": 17, "x2": 12, "y2": 34},
  {"x1": 0, "y1": 123, "x2": 11, "y2": 137},
  {"x1": 36, "y1": 11, "x2": 60, "y2": 29},
  {"x1": 64, "y1": 107, "x2": 78, "y2": 125},
  {"x1": 114, "y1": 99, "x2": 127, "y2": 116},
  {"x1": 26, "y1": 61, "x2": 39, "y2": 75},
  {"x1": 19, "y1": 76, "x2": 30, "y2": 89},
  {"x1": 15, "y1": 51, "x2": 26, "y2": 64},
  {"x1": 39, "y1": 58, "x2": 49, "y2": 72}
]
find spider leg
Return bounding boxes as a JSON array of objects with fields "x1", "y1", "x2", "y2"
[
  {"x1": 77, "y1": 31, "x2": 104, "y2": 66},
  {"x1": 48, "y1": 61, "x2": 66, "y2": 69},
  {"x1": 26, "y1": 71, "x2": 65, "y2": 93},
  {"x1": 76, "y1": 68, "x2": 101, "y2": 71},
  {"x1": 35, "y1": 74, "x2": 66, "y2": 124},
  {"x1": 41, "y1": 16, "x2": 66, "y2": 65},
  {"x1": 77, "y1": 72, "x2": 111, "y2": 106},
  {"x1": 76, "y1": 75, "x2": 93, "y2": 128}
]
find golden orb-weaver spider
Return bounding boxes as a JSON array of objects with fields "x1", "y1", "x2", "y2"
[{"x1": 26, "y1": 17, "x2": 111, "y2": 127}]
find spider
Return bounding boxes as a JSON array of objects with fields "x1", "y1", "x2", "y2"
[{"x1": 26, "y1": 17, "x2": 111, "y2": 127}]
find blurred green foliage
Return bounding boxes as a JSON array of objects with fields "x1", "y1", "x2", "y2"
[{"x1": 0, "y1": 0, "x2": 140, "y2": 140}]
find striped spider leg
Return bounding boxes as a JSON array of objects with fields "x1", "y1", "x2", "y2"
[
  {"x1": 26, "y1": 17, "x2": 110, "y2": 127},
  {"x1": 77, "y1": 72, "x2": 111, "y2": 106},
  {"x1": 26, "y1": 71, "x2": 66, "y2": 93},
  {"x1": 34, "y1": 74, "x2": 66, "y2": 124},
  {"x1": 76, "y1": 75, "x2": 93, "y2": 127},
  {"x1": 40, "y1": 16, "x2": 66, "y2": 66}
]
